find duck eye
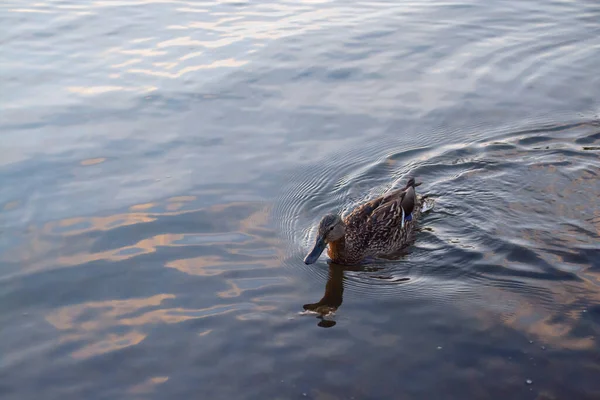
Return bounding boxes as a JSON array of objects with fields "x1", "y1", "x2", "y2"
[{"x1": 329, "y1": 226, "x2": 334, "y2": 231}]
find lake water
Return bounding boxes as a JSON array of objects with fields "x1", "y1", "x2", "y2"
[{"x1": 1, "y1": 0, "x2": 600, "y2": 398}]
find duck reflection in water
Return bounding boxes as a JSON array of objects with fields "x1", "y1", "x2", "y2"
[
  {"x1": 302, "y1": 177, "x2": 432, "y2": 327},
  {"x1": 303, "y1": 262, "x2": 409, "y2": 328}
]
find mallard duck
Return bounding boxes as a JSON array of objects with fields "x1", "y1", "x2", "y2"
[{"x1": 304, "y1": 178, "x2": 425, "y2": 265}]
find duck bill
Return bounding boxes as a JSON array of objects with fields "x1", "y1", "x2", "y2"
[{"x1": 304, "y1": 236, "x2": 326, "y2": 264}]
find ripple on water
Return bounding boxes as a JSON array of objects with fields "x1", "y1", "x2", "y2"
[
  {"x1": 274, "y1": 118, "x2": 600, "y2": 314},
  {"x1": 0, "y1": 188, "x2": 297, "y2": 376}
]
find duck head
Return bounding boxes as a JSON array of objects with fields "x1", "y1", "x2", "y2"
[{"x1": 304, "y1": 214, "x2": 345, "y2": 265}]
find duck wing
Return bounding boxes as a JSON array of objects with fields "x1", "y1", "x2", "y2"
[
  {"x1": 400, "y1": 186, "x2": 416, "y2": 219},
  {"x1": 371, "y1": 191, "x2": 407, "y2": 225},
  {"x1": 344, "y1": 188, "x2": 408, "y2": 230}
]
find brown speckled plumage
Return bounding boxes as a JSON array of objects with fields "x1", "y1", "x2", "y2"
[{"x1": 304, "y1": 178, "x2": 424, "y2": 266}]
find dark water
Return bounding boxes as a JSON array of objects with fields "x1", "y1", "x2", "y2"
[{"x1": 1, "y1": 0, "x2": 600, "y2": 399}]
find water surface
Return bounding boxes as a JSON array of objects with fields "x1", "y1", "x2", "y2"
[{"x1": 1, "y1": 0, "x2": 600, "y2": 399}]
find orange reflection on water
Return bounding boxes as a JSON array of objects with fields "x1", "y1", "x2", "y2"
[
  {"x1": 6, "y1": 199, "x2": 277, "y2": 276},
  {"x1": 17, "y1": 197, "x2": 285, "y2": 359},
  {"x1": 168, "y1": 196, "x2": 197, "y2": 202},
  {"x1": 46, "y1": 294, "x2": 173, "y2": 359},
  {"x1": 129, "y1": 376, "x2": 169, "y2": 395},
  {"x1": 129, "y1": 202, "x2": 156, "y2": 211},
  {"x1": 46, "y1": 295, "x2": 249, "y2": 332},
  {"x1": 166, "y1": 202, "x2": 185, "y2": 211},
  {"x1": 47, "y1": 212, "x2": 157, "y2": 236},
  {"x1": 80, "y1": 157, "x2": 107, "y2": 166},
  {"x1": 46, "y1": 294, "x2": 175, "y2": 331},
  {"x1": 165, "y1": 205, "x2": 282, "y2": 277},
  {"x1": 55, "y1": 233, "x2": 185, "y2": 267},
  {"x1": 71, "y1": 331, "x2": 146, "y2": 359},
  {"x1": 166, "y1": 256, "x2": 239, "y2": 276},
  {"x1": 46, "y1": 293, "x2": 257, "y2": 359},
  {"x1": 501, "y1": 305, "x2": 595, "y2": 351}
]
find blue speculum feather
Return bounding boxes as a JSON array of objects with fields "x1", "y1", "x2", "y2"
[{"x1": 404, "y1": 213, "x2": 413, "y2": 222}]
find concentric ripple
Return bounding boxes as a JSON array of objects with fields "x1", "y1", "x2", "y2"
[{"x1": 274, "y1": 118, "x2": 600, "y2": 309}]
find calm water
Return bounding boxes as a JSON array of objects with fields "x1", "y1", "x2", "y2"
[{"x1": 1, "y1": 0, "x2": 600, "y2": 398}]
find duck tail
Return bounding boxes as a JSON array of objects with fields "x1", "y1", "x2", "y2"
[{"x1": 405, "y1": 177, "x2": 422, "y2": 189}]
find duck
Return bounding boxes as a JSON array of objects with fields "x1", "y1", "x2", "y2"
[{"x1": 303, "y1": 177, "x2": 425, "y2": 265}]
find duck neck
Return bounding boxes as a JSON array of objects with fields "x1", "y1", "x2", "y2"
[{"x1": 327, "y1": 236, "x2": 347, "y2": 261}]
